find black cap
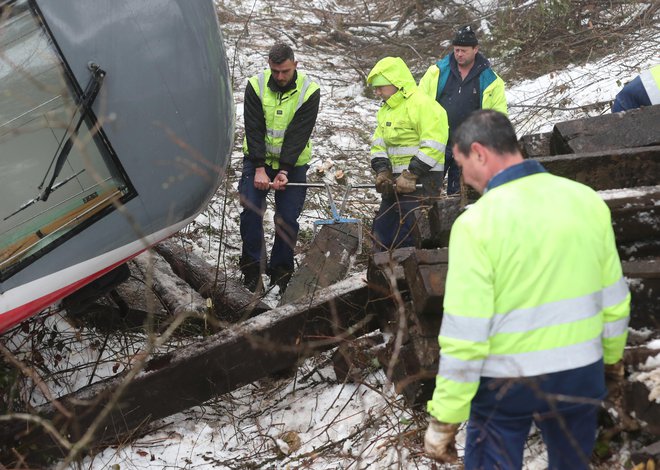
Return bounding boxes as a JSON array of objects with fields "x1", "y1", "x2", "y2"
[{"x1": 453, "y1": 25, "x2": 478, "y2": 47}]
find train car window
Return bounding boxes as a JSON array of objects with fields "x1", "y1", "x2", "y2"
[{"x1": 0, "y1": 0, "x2": 131, "y2": 279}]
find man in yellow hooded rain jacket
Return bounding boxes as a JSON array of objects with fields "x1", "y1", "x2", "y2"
[{"x1": 367, "y1": 57, "x2": 448, "y2": 251}]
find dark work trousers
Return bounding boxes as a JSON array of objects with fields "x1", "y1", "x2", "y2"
[
  {"x1": 464, "y1": 361, "x2": 605, "y2": 470},
  {"x1": 371, "y1": 172, "x2": 442, "y2": 251},
  {"x1": 464, "y1": 404, "x2": 598, "y2": 470},
  {"x1": 444, "y1": 146, "x2": 460, "y2": 195},
  {"x1": 239, "y1": 159, "x2": 308, "y2": 274}
]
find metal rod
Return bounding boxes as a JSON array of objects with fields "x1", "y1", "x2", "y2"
[{"x1": 268, "y1": 182, "x2": 420, "y2": 189}]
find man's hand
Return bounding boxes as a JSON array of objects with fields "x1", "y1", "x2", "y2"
[
  {"x1": 395, "y1": 169, "x2": 417, "y2": 194},
  {"x1": 375, "y1": 170, "x2": 394, "y2": 196},
  {"x1": 253, "y1": 167, "x2": 271, "y2": 190},
  {"x1": 272, "y1": 171, "x2": 289, "y2": 190},
  {"x1": 424, "y1": 418, "x2": 459, "y2": 463}
]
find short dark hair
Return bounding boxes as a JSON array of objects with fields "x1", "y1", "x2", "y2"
[
  {"x1": 453, "y1": 110, "x2": 519, "y2": 156},
  {"x1": 268, "y1": 43, "x2": 295, "y2": 64}
]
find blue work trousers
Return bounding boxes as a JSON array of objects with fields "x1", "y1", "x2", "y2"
[
  {"x1": 371, "y1": 173, "x2": 442, "y2": 252},
  {"x1": 239, "y1": 159, "x2": 308, "y2": 273},
  {"x1": 372, "y1": 193, "x2": 420, "y2": 251},
  {"x1": 464, "y1": 361, "x2": 605, "y2": 470},
  {"x1": 465, "y1": 404, "x2": 598, "y2": 470}
]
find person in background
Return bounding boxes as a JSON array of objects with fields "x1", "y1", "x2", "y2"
[
  {"x1": 611, "y1": 64, "x2": 660, "y2": 112},
  {"x1": 419, "y1": 25, "x2": 507, "y2": 195},
  {"x1": 424, "y1": 110, "x2": 630, "y2": 470},
  {"x1": 367, "y1": 56, "x2": 448, "y2": 251},
  {"x1": 239, "y1": 43, "x2": 320, "y2": 293}
]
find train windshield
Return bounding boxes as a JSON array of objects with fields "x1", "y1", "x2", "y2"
[{"x1": 0, "y1": 0, "x2": 131, "y2": 279}]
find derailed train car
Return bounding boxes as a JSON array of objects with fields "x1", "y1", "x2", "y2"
[{"x1": 0, "y1": 0, "x2": 234, "y2": 331}]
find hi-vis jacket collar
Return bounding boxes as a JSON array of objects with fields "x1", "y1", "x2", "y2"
[{"x1": 485, "y1": 159, "x2": 546, "y2": 193}]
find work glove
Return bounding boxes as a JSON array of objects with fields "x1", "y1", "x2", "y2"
[
  {"x1": 605, "y1": 360, "x2": 625, "y2": 404},
  {"x1": 395, "y1": 169, "x2": 417, "y2": 194},
  {"x1": 604, "y1": 360, "x2": 639, "y2": 430},
  {"x1": 424, "y1": 417, "x2": 459, "y2": 463},
  {"x1": 375, "y1": 170, "x2": 394, "y2": 196}
]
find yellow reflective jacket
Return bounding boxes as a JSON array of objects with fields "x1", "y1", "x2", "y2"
[
  {"x1": 428, "y1": 168, "x2": 630, "y2": 423},
  {"x1": 367, "y1": 57, "x2": 448, "y2": 175},
  {"x1": 242, "y1": 70, "x2": 320, "y2": 169}
]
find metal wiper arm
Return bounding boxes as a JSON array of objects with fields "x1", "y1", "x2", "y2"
[
  {"x1": 3, "y1": 169, "x2": 86, "y2": 221},
  {"x1": 39, "y1": 62, "x2": 106, "y2": 202}
]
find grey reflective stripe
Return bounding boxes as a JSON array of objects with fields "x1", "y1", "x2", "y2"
[
  {"x1": 480, "y1": 337, "x2": 603, "y2": 378},
  {"x1": 419, "y1": 139, "x2": 446, "y2": 153},
  {"x1": 438, "y1": 354, "x2": 483, "y2": 383},
  {"x1": 442, "y1": 295, "x2": 598, "y2": 342},
  {"x1": 266, "y1": 144, "x2": 281, "y2": 155},
  {"x1": 490, "y1": 289, "x2": 601, "y2": 336},
  {"x1": 296, "y1": 76, "x2": 312, "y2": 110},
  {"x1": 371, "y1": 151, "x2": 388, "y2": 160},
  {"x1": 440, "y1": 312, "x2": 490, "y2": 343},
  {"x1": 443, "y1": 280, "x2": 629, "y2": 344},
  {"x1": 388, "y1": 146, "x2": 418, "y2": 155},
  {"x1": 373, "y1": 138, "x2": 386, "y2": 147},
  {"x1": 603, "y1": 316, "x2": 629, "y2": 338},
  {"x1": 641, "y1": 69, "x2": 660, "y2": 105},
  {"x1": 602, "y1": 276, "x2": 629, "y2": 308},
  {"x1": 416, "y1": 150, "x2": 440, "y2": 167},
  {"x1": 438, "y1": 337, "x2": 604, "y2": 381},
  {"x1": 267, "y1": 128, "x2": 286, "y2": 138},
  {"x1": 257, "y1": 73, "x2": 266, "y2": 100}
]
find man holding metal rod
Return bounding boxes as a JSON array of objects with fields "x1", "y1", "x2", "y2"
[
  {"x1": 239, "y1": 43, "x2": 320, "y2": 293},
  {"x1": 367, "y1": 56, "x2": 449, "y2": 251}
]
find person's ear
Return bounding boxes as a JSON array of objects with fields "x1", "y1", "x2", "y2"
[{"x1": 471, "y1": 142, "x2": 487, "y2": 164}]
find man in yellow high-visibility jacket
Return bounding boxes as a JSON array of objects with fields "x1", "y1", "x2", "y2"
[
  {"x1": 424, "y1": 110, "x2": 630, "y2": 470},
  {"x1": 367, "y1": 56, "x2": 448, "y2": 251},
  {"x1": 240, "y1": 43, "x2": 320, "y2": 293}
]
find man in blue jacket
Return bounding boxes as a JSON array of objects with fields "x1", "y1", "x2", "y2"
[{"x1": 419, "y1": 26, "x2": 507, "y2": 195}]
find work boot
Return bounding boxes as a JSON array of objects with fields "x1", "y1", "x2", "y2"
[
  {"x1": 241, "y1": 261, "x2": 262, "y2": 293},
  {"x1": 269, "y1": 266, "x2": 292, "y2": 293}
]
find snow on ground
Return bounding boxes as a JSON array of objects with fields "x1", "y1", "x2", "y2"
[{"x1": 3, "y1": 0, "x2": 656, "y2": 469}]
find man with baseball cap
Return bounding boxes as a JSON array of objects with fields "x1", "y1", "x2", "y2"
[{"x1": 419, "y1": 25, "x2": 507, "y2": 195}]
